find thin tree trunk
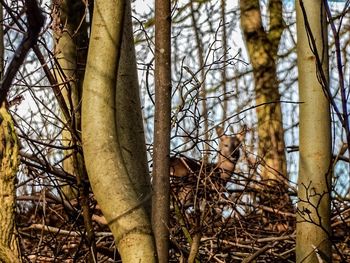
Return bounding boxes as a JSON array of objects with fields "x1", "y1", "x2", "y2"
[
  {"x1": 189, "y1": 1, "x2": 209, "y2": 163},
  {"x1": 82, "y1": 1, "x2": 155, "y2": 262},
  {"x1": 152, "y1": 0, "x2": 172, "y2": 261},
  {"x1": 220, "y1": 0, "x2": 228, "y2": 121},
  {"x1": 296, "y1": 1, "x2": 332, "y2": 262},
  {"x1": 240, "y1": 0, "x2": 287, "y2": 183}
]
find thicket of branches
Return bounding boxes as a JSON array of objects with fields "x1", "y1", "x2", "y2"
[{"x1": 0, "y1": 0, "x2": 349, "y2": 262}]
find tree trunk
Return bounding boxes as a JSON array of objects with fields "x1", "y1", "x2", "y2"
[
  {"x1": 0, "y1": 3, "x2": 20, "y2": 260},
  {"x1": 53, "y1": 0, "x2": 88, "y2": 199},
  {"x1": 296, "y1": 1, "x2": 332, "y2": 262},
  {"x1": 53, "y1": 2, "x2": 96, "y2": 260},
  {"x1": 152, "y1": 0, "x2": 172, "y2": 261},
  {"x1": 115, "y1": 0, "x2": 152, "y2": 216},
  {"x1": 220, "y1": 0, "x2": 228, "y2": 121},
  {"x1": 189, "y1": 1, "x2": 209, "y2": 163},
  {"x1": 0, "y1": 104, "x2": 20, "y2": 263},
  {"x1": 240, "y1": 0, "x2": 287, "y2": 183},
  {"x1": 81, "y1": 1, "x2": 156, "y2": 262}
]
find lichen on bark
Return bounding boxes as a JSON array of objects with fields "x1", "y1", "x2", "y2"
[{"x1": 0, "y1": 103, "x2": 20, "y2": 263}]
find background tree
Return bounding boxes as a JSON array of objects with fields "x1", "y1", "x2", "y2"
[
  {"x1": 240, "y1": 0, "x2": 287, "y2": 183},
  {"x1": 53, "y1": 0, "x2": 88, "y2": 199},
  {"x1": 52, "y1": 1, "x2": 97, "y2": 260}
]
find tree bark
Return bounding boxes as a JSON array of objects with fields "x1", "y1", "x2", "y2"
[
  {"x1": 296, "y1": 1, "x2": 332, "y2": 262},
  {"x1": 240, "y1": 0, "x2": 287, "y2": 183},
  {"x1": 0, "y1": 104, "x2": 20, "y2": 263},
  {"x1": 116, "y1": 0, "x2": 152, "y2": 216},
  {"x1": 0, "y1": 3, "x2": 20, "y2": 261},
  {"x1": 81, "y1": 1, "x2": 155, "y2": 262},
  {"x1": 53, "y1": 2, "x2": 96, "y2": 261},
  {"x1": 54, "y1": 0, "x2": 88, "y2": 131},
  {"x1": 152, "y1": 0, "x2": 172, "y2": 261},
  {"x1": 53, "y1": 0, "x2": 88, "y2": 199}
]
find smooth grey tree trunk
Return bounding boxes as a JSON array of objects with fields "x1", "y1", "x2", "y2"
[
  {"x1": 296, "y1": 0, "x2": 332, "y2": 262},
  {"x1": 81, "y1": 1, "x2": 156, "y2": 261}
]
